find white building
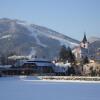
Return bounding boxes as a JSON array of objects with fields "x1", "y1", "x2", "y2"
[
  {"x1": 73, "y1": 34, "x2": 89, "y2": 60},
  {"x1": 54, "y1": 62, "x2": 71, "y2": 74}
]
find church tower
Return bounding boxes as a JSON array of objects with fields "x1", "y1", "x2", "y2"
[
  {"x1": 80, "y1": 33, "x2": 88, "y2": 48},
  {"x1": 72, "y1": 33, "x2": 89, "y2": 60},
  {"x1": 80, "y1": 33, "x2": 89, "y2": 59}
]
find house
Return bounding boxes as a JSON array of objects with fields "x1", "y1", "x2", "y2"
[
  {"x1": 13, "y1": 58, "x2": 55, "y2": 75},
  {"x1": 0, "y1": 58, "x2": 55, "y2": 75},
  {"x1": 54, "y1": 62, "x2": 71, "y2": 75}
]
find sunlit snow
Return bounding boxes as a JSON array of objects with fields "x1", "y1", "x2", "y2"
[
  {"x1": 0, "y1": 35, "x2": 12, "y2": 39},
  {"x1": 18, "y1": 21, "x2": 47, "y2": 47}
]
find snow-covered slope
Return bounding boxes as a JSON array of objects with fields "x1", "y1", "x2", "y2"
[
  {"x1": 88, "y1": 37, "x2": 100, "y2": 57},
  {"x1": 88, "y1": 37, "x2": 100, "y2": 43},
  {"x1": 17, "y1": 20, "x2": 79, "y2": 47},
  {"x1": 0, "y1": 18, "x2": 79, "y2": 59}
]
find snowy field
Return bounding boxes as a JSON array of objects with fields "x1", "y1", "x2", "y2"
[{"x1": 0, "y1": 76, "x2": 100, "y2": 100}]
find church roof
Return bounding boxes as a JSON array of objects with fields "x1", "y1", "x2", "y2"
[{"x1": 82, "y1": 33, "x2": 87, "y2": 43}]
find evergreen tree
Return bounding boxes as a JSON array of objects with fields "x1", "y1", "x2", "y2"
[
  {"x1": 59, "y1": 45, "x2": 68, "y2": 62},
  {"x1": 59, "y1": 45, "x2": 76, "y2": 63},
  {"x1": 67, "y1": 46, "x2": 76, "y2": 63}
]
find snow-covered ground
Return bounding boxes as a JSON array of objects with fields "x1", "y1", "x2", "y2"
[
  {"x1": 0, "y1": 76, "x2": 100, "y2": 100},
  {"x1": 18, "y1": 20, "x2": 79, "y2": 48}
]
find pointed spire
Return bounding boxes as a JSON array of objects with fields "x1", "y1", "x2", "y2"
[{"x1": 82, "y1": 32, "x2": 87, "y2": 43}]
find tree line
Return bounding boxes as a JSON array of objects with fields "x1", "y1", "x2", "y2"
[{"x1": 59, "y1": 45, "x2": 75, "y2": 63}]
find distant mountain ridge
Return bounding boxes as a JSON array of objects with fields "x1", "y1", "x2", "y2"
[
  {"x1": 88, "y1": 37, "x2": 100, "y2": 43},
  {"x1": 0, "y1": 18, "x2": 81, "y2": 59},
  {"x1": 88, "y1": 37, "x2": 100, "y2": 58}
]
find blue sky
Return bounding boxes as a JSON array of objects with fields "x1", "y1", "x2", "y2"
[{"x1": 0, "y1": 0, "x2": 100, "y2": 40}]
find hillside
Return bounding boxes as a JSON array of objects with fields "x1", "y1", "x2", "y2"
[{"x1": 0, "y1": 18, "x2": 80, "y2": 59}]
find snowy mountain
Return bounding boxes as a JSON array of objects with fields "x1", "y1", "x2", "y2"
[
  {"x1": 0, "y1": 18, "x2": 79, "y2": 59},
  {"x1": 88, "y1": 37, "x2": 100, "y2": 43},
  {"x1": 88, "y1": 37, "x2": 100, "y2": 57}
]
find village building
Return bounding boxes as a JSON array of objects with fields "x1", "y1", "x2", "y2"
[{"x1": 73, "y1": 34, "x2": 89, "y2": 60}]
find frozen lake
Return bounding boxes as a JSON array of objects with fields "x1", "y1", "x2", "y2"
[{"x1": 0, "y1": 76, "x2": 100, "y2": 100}]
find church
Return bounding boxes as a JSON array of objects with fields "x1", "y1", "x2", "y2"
[{"x1": 73, "y1": 34, "x2": 89, "y2": 60}]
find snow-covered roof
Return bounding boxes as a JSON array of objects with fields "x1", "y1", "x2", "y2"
[
  {"x1": 54, "y1": 62, "x2": 71, "y2": 73},
  {"x1": 27, "y1": 58, "x2": 51, "y2": 62},
  {"x1": 8, "y1": 55, "x2": 28, "y2": 60},
  {"x1": 55, "y1": 62, "x2": 71, "y2": 67},
  {"x1": 15, "y1": 58, "x2": 54, "y2": 67}
]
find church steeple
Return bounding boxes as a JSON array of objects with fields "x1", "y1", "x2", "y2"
[
  {"x1": 80, "y1": 33, "x2": 88, "y2": 49},
  {"x1": 82, "y1": 33, "x2": 87, "y2": 43}
]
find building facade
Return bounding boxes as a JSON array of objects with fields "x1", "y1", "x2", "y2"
[{"x1": 73, "y1": 34, "x2": 89, "y2": 60}]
